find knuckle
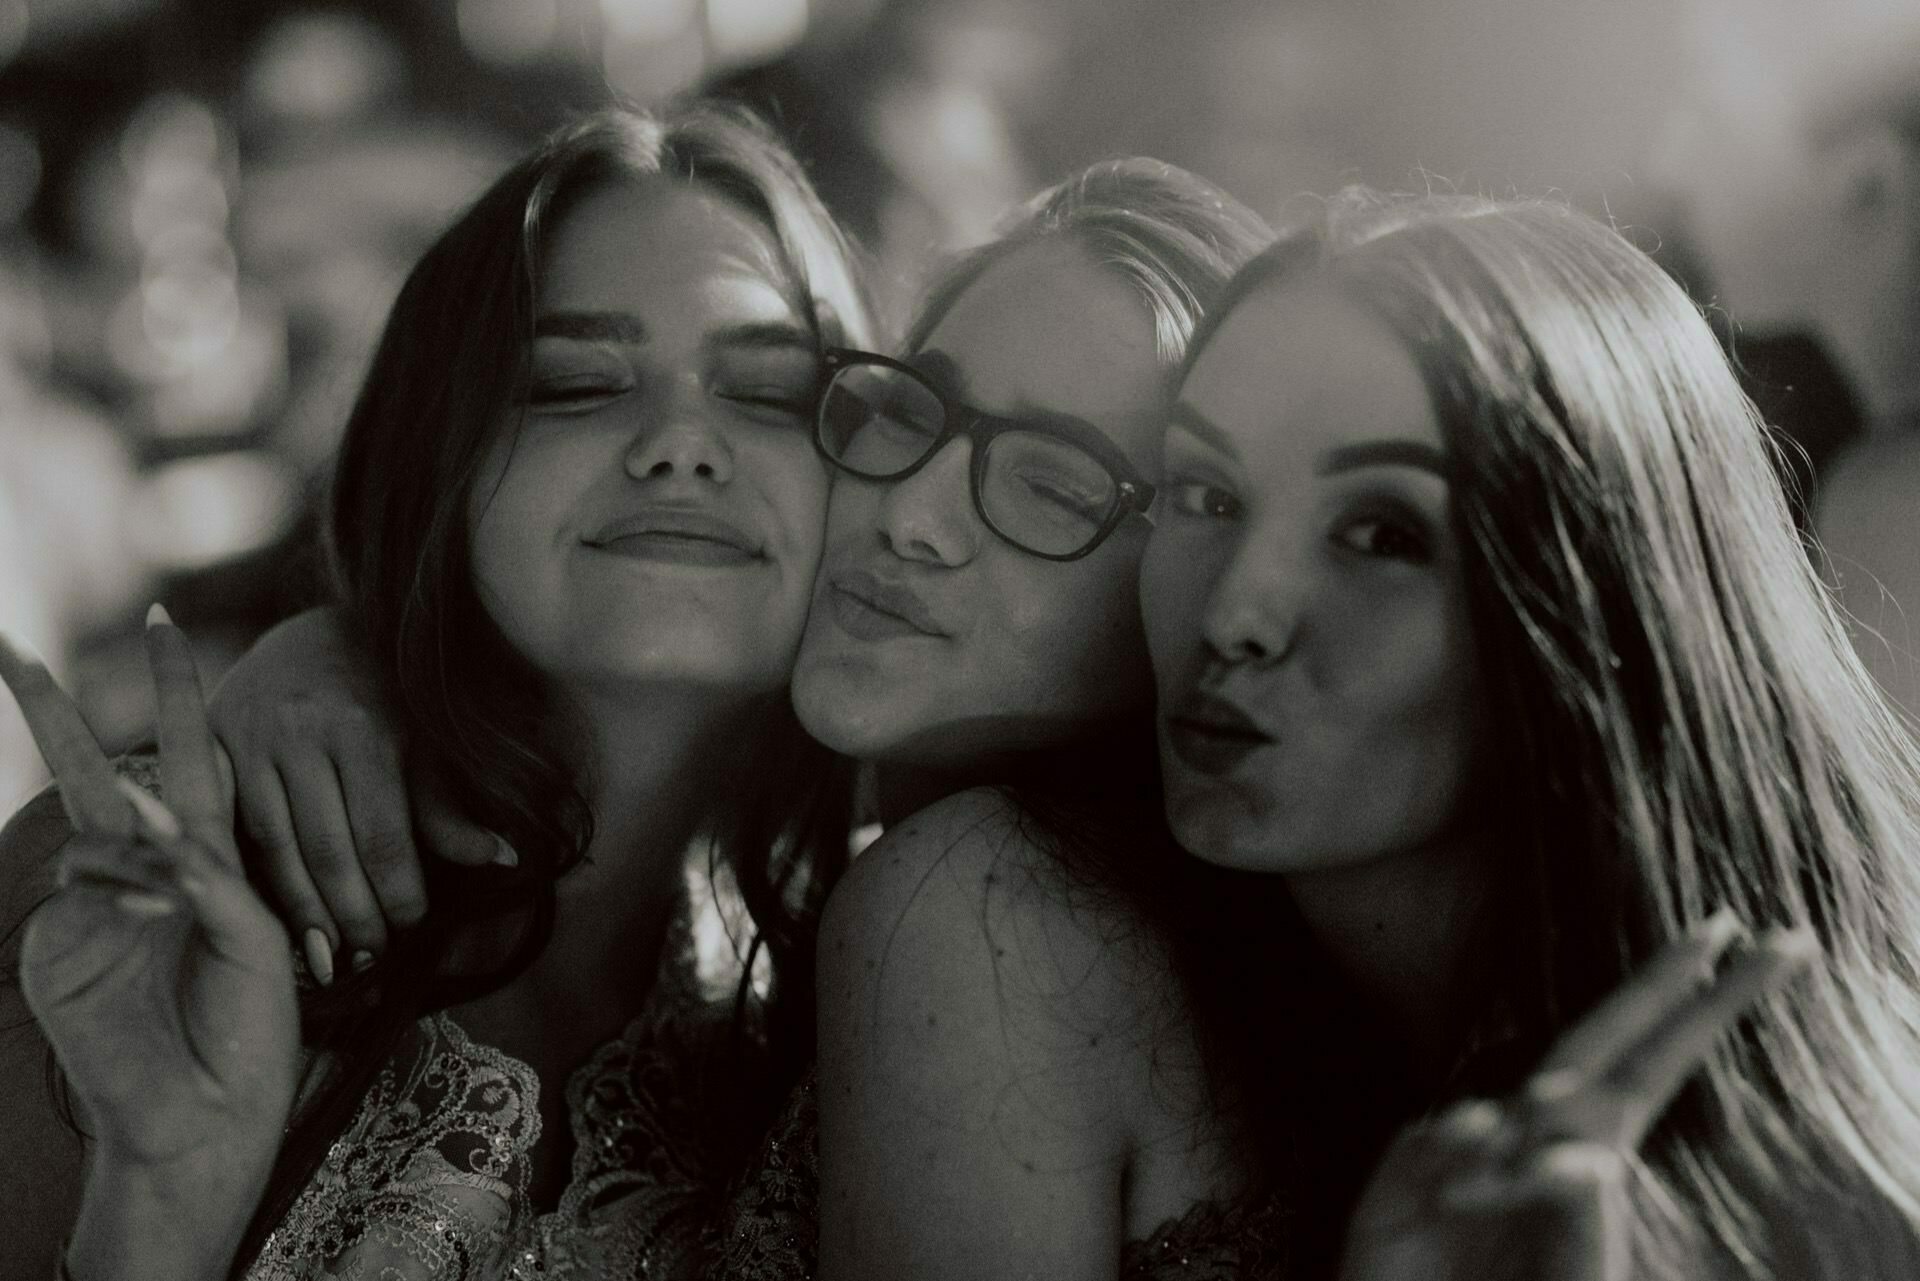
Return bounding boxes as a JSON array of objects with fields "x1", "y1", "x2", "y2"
[{"x1": 299, "y1": 837, "x2": 355, "y2": 876}]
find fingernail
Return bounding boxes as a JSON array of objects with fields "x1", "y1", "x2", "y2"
[
  {"x1": 303, "y1": 927, "x2": 335, "y2": 986},
  {"x1": 1758, "y1": 925, "x2": 1820, "y2": 964},
  {"x1": 146, "y1": 602, "x2": 174, "y2": 630},
  {"x1": 492, "y1": 836, "x2": 519, "y2": 868},
  {"x1": 114, "y1": 776, "x2": 183, "y2": 841},
  {"x1": 117, "y1": 890, "x2": 178, "y2": 917},
  {"x1": 1524, "y1": 1068, "x2": 1582, "y2": 1104},
  {"x1": 351, "y1": 949, "x2": 375, "y2": 974},
  {"x1": 1697, "y1": 906, "x2": 1745, "y2": 952}
]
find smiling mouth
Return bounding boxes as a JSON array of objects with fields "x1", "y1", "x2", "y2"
[
  {"x1": 584, "y1": 511, "x2": 764, "y2": 567},
  {"x1": 590, "y1": 531, "x2": 759, "y2": 566}
]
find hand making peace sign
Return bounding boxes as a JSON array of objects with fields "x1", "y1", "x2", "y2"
[
  {"x1": 0, "y1": 609, "x2": 299, "y2": 1172},
  {"x1": 1340, "y1": 910, "x2": 1814, "y2": 1281}
]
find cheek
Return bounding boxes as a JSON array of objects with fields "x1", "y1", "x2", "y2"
[
  {"x1": 822, "y1": 474, "x2": 881, "y2": 549},
  {"x1": 1139, "y1": 532, "x2": 1222, "y2": 692},
  {"x1": 1340, "y1": 588, "x2": 1484, "y2": 793},
  {"x1": 751, "y1": 439, "x2": 832, "y2": 565}
]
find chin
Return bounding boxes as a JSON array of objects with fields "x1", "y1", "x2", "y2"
[
  {"x1": 1162, "y1": 783, "x2": 1310, "y2": 876},
  {"x1": 791, "y1": 669, "x2": 898, "y2": 757}
]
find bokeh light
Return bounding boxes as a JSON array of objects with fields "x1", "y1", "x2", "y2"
[{"x1": 457, "y1": 0, "x2": 561, "y2": 67}]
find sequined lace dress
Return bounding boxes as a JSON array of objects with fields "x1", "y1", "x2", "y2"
[{"x1": 243, "y1": 863, "x2": 755, "y2": 1281}]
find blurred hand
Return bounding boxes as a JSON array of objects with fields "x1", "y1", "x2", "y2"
[
  {"x1": 207, "y1": 607, "x2": 503, "y2": 980},
  {"x1": 0, "y1": 611, "x2": 298, "y2": 1170},
  {"x1": 1339, "y1": 912, "x2": 1815, "y2": 1281}
]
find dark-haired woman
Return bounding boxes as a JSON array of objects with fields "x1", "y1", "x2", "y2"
[
  {"x1": 1141, "y1": 191, "x2": 1920, "y2": 1278},
  {"x1": 0, "y1": 102, "x2": 874, "y2": 1278}
]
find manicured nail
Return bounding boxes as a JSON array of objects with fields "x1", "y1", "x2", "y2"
[
  {"x1": 1524, "y1": 1068, "x2": 1583, "y2": 1104},
  {"x1": 492, "y1": 837, "x2": 519, "y2": 868},
  {"x1": 303, "y1": 927, "x2": 335, "y2": 986},
  {"x1": 146, "y1": 602, "x2": 174, "y2": 629},
  {"x1": 0, "y1": 629, "x2": 47, "y2": 667},
  {"x1": 117, "y1": 890, "x2": 178, "y2": 917},
  {"x1": 1757, "y1": 926, "x2": 1820, "y2": 964},
  {"x1": 1697, "y1": 906, "x2": 1744, "y2": 951},
  {"x1": 115, "y1": 776, "x2": 182, "y2": 841},
  {"x1": 351, "y1": 949, "x2": 375, "y2": 974}
]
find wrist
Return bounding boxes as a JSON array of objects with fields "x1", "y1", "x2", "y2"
[{"x1": 67, "y1": 1143, "x2": 277, "y2": 1281}]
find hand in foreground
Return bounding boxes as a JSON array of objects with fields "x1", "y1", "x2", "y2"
[
  {"x1": 0, "y1": 611, "x2": 298, "y2": 1170},
  {"x1": 1339, "y1": 911, "x2": 1815, "y2": 1281},
  {"x1": 208, "y1": 607, "x2": 505, "y2": 979}
]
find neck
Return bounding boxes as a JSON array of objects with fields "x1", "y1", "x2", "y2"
[
  {"x1": 1283, "y1": 832, "x2": 1488, "y2": 1081},
  {"x1": 873, "y1": 761, "x2": 982, "y2": 824},
  {"x1": 467, "y1": 682, "x2": 770, "y2": 1039}
]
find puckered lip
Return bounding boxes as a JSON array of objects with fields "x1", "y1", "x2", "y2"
[
  {"x1": 829, "y1": 565, "x2": 949, "y2": 637},
  {"x1": 1165, "y1": 689, "x2": 1274, "y2": 742},
  {"x1": 582, "y1": 507, "x2": 765, "y2": 557}
]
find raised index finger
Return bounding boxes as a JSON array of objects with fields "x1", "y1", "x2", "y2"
[
  {"x1": 145, "y1": 605, "x2": 237, "y2": 868},
  {"x1": 0, "y1": 631, "x2": 132, "y2": 836}
]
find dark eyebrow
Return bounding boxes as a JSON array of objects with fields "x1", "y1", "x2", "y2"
[
  {"x1": 1167, "y1": 402, "x2": 1237, "y2": 456},
  {"x1": 534, "y1": 311, "x2": 648, "y2": 343},
  {"x1": 532, "y1": 313, "x2": 817, "y2": 355},
  {"x1": 709, "y1": 320, "x2": 819, "y2": 355},
  {"x1": 1317, "y1": 440, "x2": 1449, "y2": 479},
  {"x1": 909, "y1": 345, "x2": 1115, "y2": 446}
]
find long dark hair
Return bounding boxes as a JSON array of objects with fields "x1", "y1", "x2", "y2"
[
  {"x1": 233, "y1": 102, "x2": 875, "y2": 1271},
  {"x1": 1190, "y1": 189, "x2": 1920, "y2": 1277}
]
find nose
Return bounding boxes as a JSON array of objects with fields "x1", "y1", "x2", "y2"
[
  {"x1": 874, "y1": 437, "x2": 982, "y2": 567},
  {"x1": 1199, "y1": 545, "x2": 1300, "y2": 665},
  {"x1": 624, "y1": 382, "x2": 735, "y2": 485}
]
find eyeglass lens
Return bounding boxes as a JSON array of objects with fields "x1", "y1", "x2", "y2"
[{"x1": 818, "y1": 361, "x2": 1119, "y2": 558}]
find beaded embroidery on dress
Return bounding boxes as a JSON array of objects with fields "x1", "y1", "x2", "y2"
[{"x1": 241, "y1": 858, "x2": 755, "y2": 1280}]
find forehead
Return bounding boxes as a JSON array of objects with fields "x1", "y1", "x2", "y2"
[
  {"x1": 538, "y1": 179, "x2": 803, "y2": 329},
  {"x1": 1183, "y1": 280, "x2": 1439, "y2": 462},
  {"x1": 919, "y1": 238, "x2": 1167, "y2": 468}
]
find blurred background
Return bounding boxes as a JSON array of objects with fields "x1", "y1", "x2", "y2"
[{"x1": 0, "y1": 0, "x2": 1915, "y2": 810}]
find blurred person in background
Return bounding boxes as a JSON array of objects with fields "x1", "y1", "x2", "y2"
[
  {"x1": 0, "y1": 100, "x2": 875, "y2": 1280},
  {"x1": 1652, "y1": 0, "x2": 1920, "y2": 723}
]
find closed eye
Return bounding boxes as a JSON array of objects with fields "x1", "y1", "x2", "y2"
[
  {"x1": 719, "y1": 389, "x2": 815, "y2": 425},
  {"x1": 528, "y1": 377, "x2": 631, "y2": 412}
]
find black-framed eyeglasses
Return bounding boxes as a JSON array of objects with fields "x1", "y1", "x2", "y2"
[{"x1": 812, "y1": 347, "x2": 1157, "y2": 562}]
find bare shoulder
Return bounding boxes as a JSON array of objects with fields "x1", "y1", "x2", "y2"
[
  {"x1": 814, "y1": 787, "x2": 1203, "y2": 1277},
  {"x1": 819, "y1": 786, "x2": 1189, "y2": 1119},
  {"x1": 824, "y1": 788, "x2": 1180, "y2": 1028}
]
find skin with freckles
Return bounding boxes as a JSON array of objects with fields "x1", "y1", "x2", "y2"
[
  {"x1": 1141, "y1": 279, "x2": 1486, "y2": 875},
  {"x1": 791, "y1": 238, "x2": 1164, "y2": 767},
  {"x1": 470, "y1": 180, "x2": 830, "y2": 702}
]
